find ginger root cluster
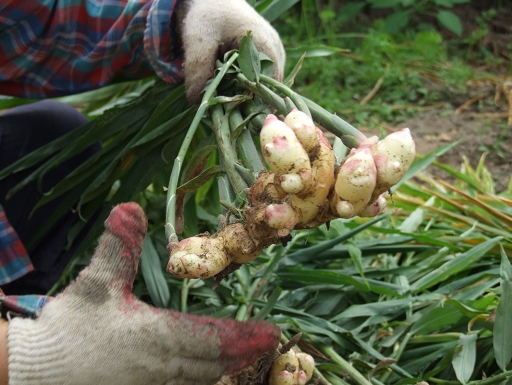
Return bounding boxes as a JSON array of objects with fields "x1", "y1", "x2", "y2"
[
  {"x1": 268, "y1": 348, "x2": 315, "y2": 385},
  {"x1": 167, "y1": 110, "x2": 415, "y2": 279},
  {"x1": 214, "y1": 337, "x2": 316, "y2": 385}
]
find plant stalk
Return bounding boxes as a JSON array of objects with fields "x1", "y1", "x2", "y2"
[
  {"x1": 165, "y1": 53, "x2": 239, "y2": 242},
  {"x1": 211, "y1": 104, "x2": 248, "y2": 197},
  {"x1": 235, "y1": 72, "x2": 288, "y2": 115},
  {"x1": 253, "y1": 73, "x2": 368, "y2": 148},
  {"x1": 180, "y1": 278, "x2": 190, "y2": 313},
  {"x1": 467, "y1": 370, "x2": 512, "y2": 385},
  {"x1": 228, "y1": 106, "x2": 266, "y2": 173},
  {"x1": 319, "y1": 345, "x2": 373, "y2": 385}
]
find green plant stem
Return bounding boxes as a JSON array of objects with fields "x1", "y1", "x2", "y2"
[
  {"x1": 314, "y1": 367, "x2": 335, "y2": 385},
  {"x1": 235, "y1": 71, "x2": 368, "y2": 149},
  {"x1": 375, "y1": 332, "x2": 411, "y2": 384},
  {"x1": 284, "y1": 96, "x2": 297, "y2": 114},
  {"x1": 409, "y1": 332, "x2": 462, "y2": 344},
  {"x1": 235, "y1": 73, "x2": 287, "y2": 114},
  {"x1": 467, "y1": 370, "x2": 512, "y2": 385},
  {"x1": 233, "y1": 163, "x2": 256, "y2": 185},
  {"x1": 211, "y1": 104, "x2": 248, "y2": 197},
  {"x1": 284, "y1": 91, "x2": 311, "y2": 118},
  {"x1": 319, "y1": 345, "x2": 373, "y2": 385},
  {"x1": 219, "y1": 199, "x2": 242, "y2": 215},
  {"x1": 434, "y1": 361, "x2": 512, "y2": 385},
  {"x1": 429, "y1": 379, "x2": 463, "y2": 385},
  {"x1": 259, "y1": 75, "x2": 366, "y2": 143},
  {"x1": 165, "y1": 52, "x2": 239, "y2": 242},
  {"x1": 323, "y1": 372, "x2": 349, "y2": 385},
  {"x1": 233, "y1": 267, "x2": 254, "y2": 321},
  {"x1": 180, "y1": 278, "x2": 190, "y2": 313},
  {"x1": 228, "y1": 106, "x2": 266, "y2": 173},
  {"x1": 240, "y1": 99, "x2": 268, "y2": 131},
  {"x1": 391, "y1": 332, "x2": 412, "y2": 361},
  {"x1": 235, "y1": 303, "x2": 249, "y2": 321}
]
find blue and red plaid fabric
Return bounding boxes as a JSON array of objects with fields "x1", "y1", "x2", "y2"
[
  {"x1": 0, "y1": 0, "x2": 185, "y2": 98},
  {"x1": 0, "y1": 288, "x2": 51, "y2": 319},
  {"x1": 0, "y1": 0, "x2": 186, "y2": 286},
  {"x1": 0, "y1": 204, "x2": 34, "y2": 286}
]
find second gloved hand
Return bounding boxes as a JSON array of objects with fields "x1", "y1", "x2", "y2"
[
  {"x1": 7, "y1": 203, "x2": 280, "y2": 385},
  {"x1": 178, "y1": 0, "x2": 285, "y2": 103}
]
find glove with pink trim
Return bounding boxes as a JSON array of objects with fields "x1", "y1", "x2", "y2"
[
  {"x1": 7, "y1": 203, "x2": 280, "y2": 385},
  {"x1": 178, "y1": 0, "x2": 285, "y2": 103}
]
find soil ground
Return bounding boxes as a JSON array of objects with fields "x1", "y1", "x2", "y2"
[
  {"x1": 372, "y1": 2, "x2": 512, "y2": 193},
  {"x1": 395, "y1": 97, "x2": 511, "y2": 193}
]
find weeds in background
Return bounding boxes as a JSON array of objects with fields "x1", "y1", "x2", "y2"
[{"x1": 280, "y1": 29, "x2": 475, "y2": 126}]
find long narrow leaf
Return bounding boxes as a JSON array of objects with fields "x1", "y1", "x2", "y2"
[
  {"x1": 452, "y1": 333, "x2": 477, "y2": 384},
  {"x1": 279, "y1": 269, "x2": 402, "y2": 296},
  {"x1": 177, "y1": 166, "x2": 223, "y2": 193},
  {"x1": 410, "y1": 237, "x2": 503, "y2": 292},
  {"x1": 259, "y1": 0, "x2": 300, "y2": 22},
  {"x1": 494, "y1": 245, "x2": 512, "y2": 371},
  {"x1": 393, "y1": 141, "x2": 460, "y2": 191},
  {"x1": 140, "y1": 235, "x2": 170, "y2": 308},
  {"x1": 282, "y1": 214, "x2": 389, "y2": 264},
  {"x1": 252, "y1": 285, "x2": 282, "y2": 320}
]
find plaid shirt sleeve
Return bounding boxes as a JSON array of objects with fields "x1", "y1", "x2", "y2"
[
  {"x1": 0, "y1": 204, "x2": 34, "y2": 285},
  {"x1": 0, "y1": 287, "x2": 51, "y2": 319},
  {"x1": 0, "y1": 0, "x2": 185, "y2": 98}
]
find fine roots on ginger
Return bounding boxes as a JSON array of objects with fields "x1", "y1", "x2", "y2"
[
  {"x1": 167, "y1": 109, "x2": 416, "y2": 280},
  {"x1": 215, "y1": 334, "x2": 316, "y2": 385}
]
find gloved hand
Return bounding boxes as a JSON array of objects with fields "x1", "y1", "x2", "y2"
[
  {"x1": 178, "y1": 0, "x2": 286, "y2": 103},
  {"x1": 7, "y1": 203, "x2": 280, "y2": 385}
]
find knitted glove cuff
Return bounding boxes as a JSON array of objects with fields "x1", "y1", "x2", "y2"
[{"x1": 7, "y1": 317, "x2": 68, "y2": 385}]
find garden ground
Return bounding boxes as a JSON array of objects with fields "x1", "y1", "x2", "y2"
[{"x1": 366, "y1": 1, "x2": 511, "y2": 193}]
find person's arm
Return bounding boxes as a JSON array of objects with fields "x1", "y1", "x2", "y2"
[
  {"x1": 0, "y1": 0, "x2": 184, "y2": 98},
  {"x1": 3, "y1": 203, "x2": 280, "y2": 385},
  {"x1": 0, "y1": 0, "x2": 285, "y2": 103}
]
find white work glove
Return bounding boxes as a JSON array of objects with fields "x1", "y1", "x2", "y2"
[
  {"x1": 7, "y1": 203, "x2": 280, "y2": 385},
  {"x1": 178, "y1": 0, "x2": 286, "y2": 103}
]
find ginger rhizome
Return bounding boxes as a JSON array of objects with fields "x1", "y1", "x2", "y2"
[
  {"x1": 167, "y1": 110, "x2": 415, "y2": 279},
  {"x1": 268, "y1": 348, "x2": 315, "y2": 385},
  {"x1": 214, "y1": 334, "x2": 316, "y2": 385}
]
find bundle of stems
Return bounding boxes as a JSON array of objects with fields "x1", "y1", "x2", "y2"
[{"x1": 164, "y1": 35, "x2": 369, "y2": 246}]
